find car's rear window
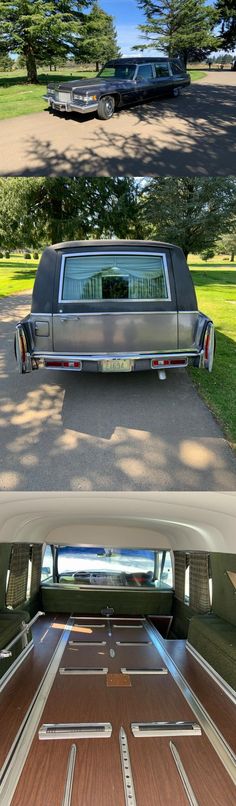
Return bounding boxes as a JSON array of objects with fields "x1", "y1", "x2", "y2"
[{"x1": 60, "y1": 253, "x2": 170, "y2": 301}]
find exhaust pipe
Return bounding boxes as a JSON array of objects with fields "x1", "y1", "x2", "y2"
[{"x1": 158, "y1": 369, "x2": 166, "y2": 381}]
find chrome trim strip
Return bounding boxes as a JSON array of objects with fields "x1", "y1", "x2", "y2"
[
  {"x1": 0, "y1": 641, "x2": 33, "y2": 693},
  {"x1": 0, "y1": 618, "x2": 73, "y2": 805},
  {"x1": 131, "y1": 721, "x2": 201, "y2": 738},
  {"x1": 39, "y1": 723, "x2": 112, "y2": 740},
  {"x1": 61, "y1": 744, "x2": 77, "y2": 806},
  {"x1": 169, "y1": 742, "x2": 199, "y2": 806},
  {"x1": 58, "y1": 250, "x2": 171, "y2": 304},
  {"x1": 144, "y1": 621, "x2": 236, "y2": 785},
  {"x1": 119, "y1": 727, "x2": 137, "y2": 806},
  {"x1": 32, "y1": 311, "x2": 198, "y2": 317},
  {"x1": 121, "y1": 667, "x2": 168, "y2": 675},
  {"x1": 186, "y1": 642, "x2": 236, "y2": 706}
]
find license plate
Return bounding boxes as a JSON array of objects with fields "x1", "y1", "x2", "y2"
[{"x1": 101, "y1": 359, "x2": 133, "y2": 372}]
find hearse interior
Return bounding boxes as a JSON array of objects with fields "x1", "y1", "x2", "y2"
[{"x1": 0, "y1": 492, "x2": 235, "y2": 805}]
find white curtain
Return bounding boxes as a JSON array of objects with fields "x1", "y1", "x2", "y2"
[{"x1": 62, "y1": 254, "x2": 167, "y2": 301}]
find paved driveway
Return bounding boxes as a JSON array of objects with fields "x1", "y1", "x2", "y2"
[
  {"x1": 0, "y1": 70, "x2": 235, "y2": 176},
  {"x1": 0, "y1": 292, "x2": 236, "y2": 491}
]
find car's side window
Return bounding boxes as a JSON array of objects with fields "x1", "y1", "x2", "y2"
[
  {"x1": 136, "y1": 64, "x2": 154, "y2": 81},
  {"x1": 154, "y1": 63, "x2": 170, "y2": 78}
]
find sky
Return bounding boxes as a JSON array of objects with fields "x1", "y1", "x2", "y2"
[{"x1": 99, "y1": 0, "x2": 154, "y2": 56}]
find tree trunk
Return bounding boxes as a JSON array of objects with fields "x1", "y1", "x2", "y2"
[
  {"x1": 25, "y1": 48, "x2": 38, "y2": 83},
  {"x1": 230, "y1": 250, "x2": 234, "y2": 262},
  {"x1": 96, "y1": 61, "x2": 100, "y2": 72}
]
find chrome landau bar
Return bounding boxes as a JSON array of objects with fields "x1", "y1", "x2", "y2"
[
  {"x1": 131, "y1": 721, "x2": 202, "y2": 738},
  {"x1": 0, "y1": 611, "x2": 45, "y2": 658},
  {"x1": 169, "y1": 742, "x2": 199, "y2": 806},
  {"x1": 61, "y1": 744, "x2": 77, "y2": 806},
  {"x1": 39, "y1": 723, "x2": 112, "y2": 740}
]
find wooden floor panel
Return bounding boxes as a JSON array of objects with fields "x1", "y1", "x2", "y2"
[
  {"x1": 0, "y1": 614, "x2": 67, "y2": 771},
  {"x1": 11, "y1": 618, "x2": 236, "y2": 806},
  {"x1": 162, "y1": 637, "x2": 236, "y2": 754}
]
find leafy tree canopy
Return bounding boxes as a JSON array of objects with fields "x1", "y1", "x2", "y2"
[
  {"x1": 137, "y1": 177, "x2": 236, "y2": 257},
  {"x1": 76, "y1": 2, "x2": 121, "y2": 69},
  {"x1": 0, "y1": 1, "x2": 92, "y2": 82},
  {"x1": 0, "y1": 178, "x2": 139, "y2": 249},
  {"x1": 136, "y1": 0, "x2": 219, "y2": 66},
  {"x1": 216, "y1": 0, "x2": 236, "y2": 50}
]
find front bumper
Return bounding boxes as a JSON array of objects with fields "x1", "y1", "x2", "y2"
[{"x1": 43, "y1": 95, "x2": 98, "y2": 115}]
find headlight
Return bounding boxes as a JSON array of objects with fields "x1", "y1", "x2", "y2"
[
  {"x1": 47, "y1": 89, "x2": 55, "y2": 96},
  {"x1": 75, "y1": 94, "x2": 97, "y2": 102}
]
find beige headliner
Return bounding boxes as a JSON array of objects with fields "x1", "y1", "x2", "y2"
[{"x1": 0, "y1": 492, "x2": 235, "y2": 553}]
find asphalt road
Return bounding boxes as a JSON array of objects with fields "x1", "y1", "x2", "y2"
[
  {"x1": 0, "y1": 70, "x2": 235, "y2": 176},
  {"x1": 0, "y1": 292, "x2": 236, "y2": 491}
]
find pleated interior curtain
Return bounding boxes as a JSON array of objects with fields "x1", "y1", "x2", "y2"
[
  {"x1": 174, "y1": 552, "x2": 187, "y2": 601},
  {"x1": 6, "y1": 544, "x2": 30, "y2": 608},
  {"x1": 189, "y1": 552, "x2": 211, "y2": 614},
  {"x1": 62, "y1": 254, "x2": 167, "y2": 300},
  {"x1": 30, "y1": 544, "x2": 43, "y2": 596}
]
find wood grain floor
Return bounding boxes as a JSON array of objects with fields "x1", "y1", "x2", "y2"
[{"x1": 8, "y1": 618, "x2": 236, "y2": 806}]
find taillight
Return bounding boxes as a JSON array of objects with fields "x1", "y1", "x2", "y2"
[
  {"x1": 151, "y1": 358, "x2": 187, "y2": 369},
  {"x1": 45, "y1": 360, "x2": 82, "y2": 369}
]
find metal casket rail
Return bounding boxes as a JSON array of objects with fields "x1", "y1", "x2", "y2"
[
  {"x1": 131, "y1": 721, "x2": 202, "y2": 737},
  {"x1": 39, "y1": 722, "x2": 112, "y2": 740},
  {"x1": 121, "y1": 667, "x2": 168, "y2": 675},
  {"x1": 59, "y1": 666, "x2": 108, "y2": 675}
]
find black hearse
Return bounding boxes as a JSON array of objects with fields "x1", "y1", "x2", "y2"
[
  {"x1": 15, "y1": 240, "x2": 215, "y2": 380},
  {"x1": 43, "y1": 57, "x2": 191, "y2": 120}
]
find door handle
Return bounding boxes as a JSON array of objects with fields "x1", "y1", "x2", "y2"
[{"x1": 60, "y1": 316, "x2": 80, "y2": 321}]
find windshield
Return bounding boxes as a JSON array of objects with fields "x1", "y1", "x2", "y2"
[{"x1": 98, "y1": 63, "x2": 136, "y2": 80}]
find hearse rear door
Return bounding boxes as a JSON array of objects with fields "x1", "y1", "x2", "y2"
[{"x1": 52, "y1": 250, "x2": 178, "y2": 356}]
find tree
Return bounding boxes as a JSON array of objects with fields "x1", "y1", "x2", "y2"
[
  {"x1": 76, "y1": 2, "x2": 120, "y2": 71},
  {"x1": 138, "y1": 178, "x2": 236, "y2": 258},
  {"x1": 0, "y1": 53, "x2": 13, "y2": 72},
  {"x1": 0, "y1": 178, "x2": 139, "y2": 250},
  {"x1": 0, "y1": 1, "x2": 92, "y2": 83},
  {"x1": 216, "y1": 218, "x2": 236, "y2": 261},
  {"x1": 136, "y1": 1, "x2": 219, "y2": 67},
  {"x1": 216, "y1": 1, "x2": 236, "y2": 51}
]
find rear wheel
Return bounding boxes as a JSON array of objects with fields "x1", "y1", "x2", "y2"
[{"x1": 97, "y1": 95, "x2": 115, "y2": 120}]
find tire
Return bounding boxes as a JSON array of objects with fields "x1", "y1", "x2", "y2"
[
  {"x1": 172, "y1": 87, "x2": 180, "y2": 98},
  {"x1": 97, "y1": 95, "x2": 115, "y2": 120}
]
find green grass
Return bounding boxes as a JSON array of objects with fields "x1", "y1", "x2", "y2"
[
  {"x1": 0, "y1": 69, "x2": 97, "y2": 119},
  {"x1": 0, "y1": 253, "x2": 235, "y2": 446},
  {"x1": 0, "y1": 68, "x2": 206, "y2": 120},
  {"x1": 0, "y1": 255, "x2": 38, "y2": 295},
  {"x1": 189, "y1": 266, "x2": 236, "y2": 448}
]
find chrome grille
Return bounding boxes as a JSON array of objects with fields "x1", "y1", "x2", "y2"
[{"x1": 55, "y1": 91, "x2": 71, "y2": 103}]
